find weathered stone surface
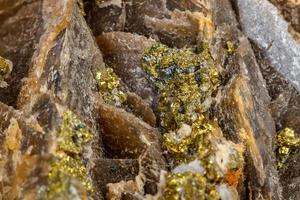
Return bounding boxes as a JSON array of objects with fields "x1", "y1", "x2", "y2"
[
  {"x1": 166, "y1": 0, "x2": 210, "y2": 12},
  {"x1": 93, "y1": 158, "x2": 139, "y2": 196},
  {"x1": 126, "y1": 0, "x2": 214, "y2": 47},
  {"x1": 254, "y1": 45, "x2": 300, "y2": 135},
  {"x1": 98, "y1": 103, "x2": 160, "y2": 159},
  {"x1": 87, "y1": 0, "x2": 213, "y2": 48},
  {"x1": 85, "y1": 0, "x2": 126, "y2": 35},
  {"x1": 234, "y1": 1, "x2": 300, "y2": 198},
  {"x1": 98, "y1": 101, "x2": 166, "y2": 197},
  {"x1": 124, "y1": 0, "x2": 168, "y2": 38},
  {"x1": 125, "y1": 92, "x2": 156, "y2": 127}
]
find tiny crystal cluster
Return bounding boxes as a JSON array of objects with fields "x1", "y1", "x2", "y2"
[
  {"x1": 0, "y1": 56, "x2": 11, "y2": 88},
  {"x1": 164, "y1": 172, "x2": 220, "y2": 200},
  {"x1": 0, "y1": 56, "x2": 10, "y2": 76},
  {"x1": 225, "y1": 41, "x2": 235, "y2": 55},
  {"x1": 58, "y1": 111, "x2": 93, "y2": 154},
  {"x1": 276, "y1": 127, "x2": 300, "y2": 168},
  {"x1": 46, "y1": 111, "x2": 94, "y2": 199},
  {"x1": 96, "y1": 67, "x2": 127, "y2": 106},
  {"x1": 142, "y1": 43, "x2": 219, "y2": 131},
  {"x1": 162, "y1": 115, "x2": 215, "y2": 164},
  {"x1": 95, "y1": 0, "x2": 110, "y2": 5},
  {"x1": 142, "y1": 43, "x2": 243, "y2": 199},
  {"x1": 77, "y1": 0, "x2": 85, "y2": 16}
]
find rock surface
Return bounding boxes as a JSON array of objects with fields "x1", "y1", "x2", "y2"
[
  {"x1": 254, "y1": 44, "x2": 300, "y2": 200},
  {"x1": 269, "y1": 0, "x2": 300, "y2": 36},
  {"x1": 234, "y1": 0, "x2": 300, "y2": 92}
]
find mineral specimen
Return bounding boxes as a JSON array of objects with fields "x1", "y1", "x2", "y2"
[
  {"x1": 0, "y1": 0, "x2": 299, "y2": 199},
  {"x1": 46, "y1": 153, "x2": 93, "y2": 199},
  {"x1": 45, "y1": 110, "x2": 94, "y2": 199},
  {"x1": 141, "y1": 41, "x2": 244, "y2": 199},
  {"x1": 58, "y1": 111, "x2": 94, "y2": 154},
  {"x1": 96, "y1": 67, "x2": 127, "y2": 106},
  {"x1": 0, "y1": 56, "x2": 12, "y2": 88},
  {"x1": 276, "y1": 128, "x2": 300, "y2": 168},
  {"x1": 142, "y1": 43, "x2": 219, "y2": 130},
  {"x1": 164, "y1": 172, "x2": 219, "y2": 200}
]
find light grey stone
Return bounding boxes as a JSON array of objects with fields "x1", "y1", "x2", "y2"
[{"x1": 236, "y1": 0, "x2": 300, "y2": 92}]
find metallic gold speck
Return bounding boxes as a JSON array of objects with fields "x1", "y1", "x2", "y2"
[
  {"x1": 45, "y1": 111, "x2": 94, "y2": 199},
  {"x1": 276, "y1": 128, "x2": 300, "y2": 168},
  {"x1": 96, "y1": 67, "x2": 127, "y2": 105}
]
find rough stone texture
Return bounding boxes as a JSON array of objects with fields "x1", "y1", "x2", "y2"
[
  {"x1": 125, "y1": 92, "x2": 156, "y2": 127},
  {"x1": 97, "y1": 32, "x2": 157, "y2": 105},
  {"x1": 87, "y1": 0, "x2": 212, "y2": 48},
  {"x1": 0, "y1": 0, "x2": 43, "y2": 107},
  {"x1": 235, "y1": 0, "x2": 300, "y2": 92},
  {"x1": 124, "y1": 0, "x2": 168, "y2": 38},
  {"x1": 0, "y1": 102, "x2": 48, "y2": 200},
  {"x1": 0, "y1": 0, "x2": 106, "y2": 199},
  {"x1": 269, "y1": 0, "x2": 300, "y2": 35},
  {"x1": 213, "y1": 1, "x2": 282, "y2": 199},
  {"x1": 93, "y1": 158, "x2": 139, "y2": 197},
  {"x1": 85, "y1": 0, "x2": 126, "y2": 35},
  {"x1": 98, "y1": 103, "x2": 160, "y2": 159},
  {"x1": 98, "y1": 102, "x2": 166, "y2": 196},
  {"x1": 0, "y1": 1, "x2": 167, "y2": 198},
  {"x1": 254, "y1": 44, "x2": 300, "y2": 200},
  {"x1": 233, "y1": 0, "x2": 300, "y2": 198}
]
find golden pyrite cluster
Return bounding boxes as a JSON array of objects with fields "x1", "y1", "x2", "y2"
[
  {"x1": 142, "y1": 43, "x2": 243, "y2": 199},
  {"x1": 0, "y1": 56, "x2": 12, "y2": 88},
  {"x1": 46, "y1": 111, "x2": 94, "y2": 199},
  {"x1": 276, "y1": 127, "x2": 300, "y2": 168},
  {"x1": 96, "y1": 67, "x2": 127, "y2": 106}
]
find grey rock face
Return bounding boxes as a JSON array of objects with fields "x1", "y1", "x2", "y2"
[
  {"x1": 255, "y1": 44, "x2": 300, "y2": 200},
  {"x1": 268, "y1": 0, "x2": 300, "y2": 34},
  {"x1": 235, "y1": 0, "x2": 300, "y2": 92}
]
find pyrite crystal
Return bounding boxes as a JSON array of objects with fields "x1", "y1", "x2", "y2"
[
  {"x1": 96, "y1": 67, "x2": 127, "y2": 105},
  {"x1": 142, "y1": 43, "x2": 243, "y2": 198},
  {"x1": 276, "y1": 128, "x2": 300, "y2": 168},
  {"x1": 142, "y1": 43, "x2": 219, "y2": 131},
  {"x1": 164, "y1": 172, "x2": 219, "y2": 200},
  {"x1": 0, "y1": 56, "x2": 10, "y2": 76},
  {"x1": 0, "y1": 0, "x2": 300, "y2": 199},
  {"x1": 58, "y1": 111, "x2": 94, "y2": 154},
  {"x1": 46, "y1": 111, "x2": 94, "y2": 199},
  {"x1": 0, "y1": 56, "x2": 12, "y2": 88}
]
